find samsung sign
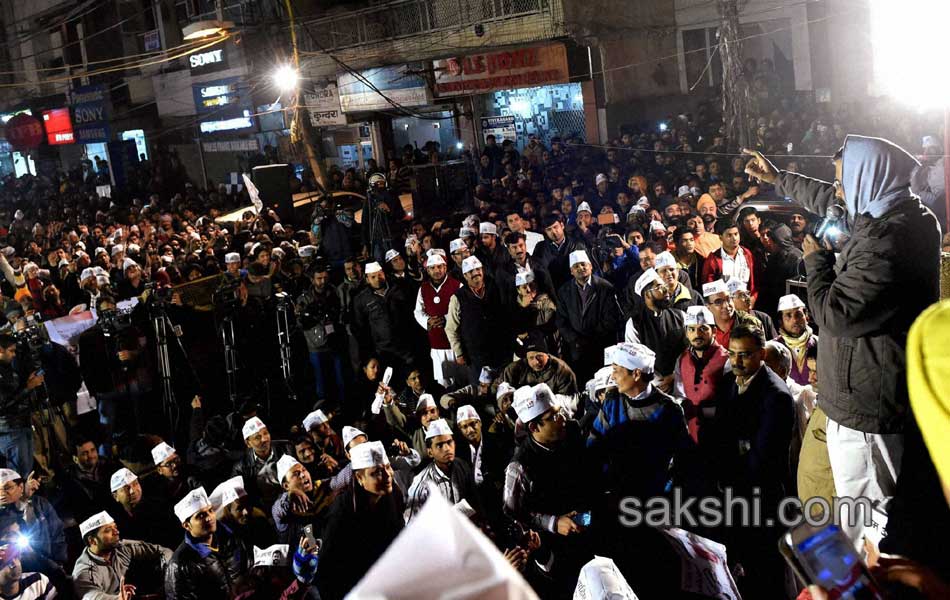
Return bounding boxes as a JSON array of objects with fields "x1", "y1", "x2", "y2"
[{"x1": 189, "y1": 47, "x2": 228, "y2": 75}]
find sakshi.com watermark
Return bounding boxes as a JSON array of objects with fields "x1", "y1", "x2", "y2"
[{"x1": 618, "y1": 488, "x2": 877, "y2": 529}]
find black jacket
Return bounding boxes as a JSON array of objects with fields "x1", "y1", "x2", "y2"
[
  {"x1": 0, "y1": 359, "x2": 33, "y2": 432},
  {"x1": 624, "y1": 300, "x2": 687, "y2": 377},
  {"x1": 758, "y1": 224, "x2": 803, "y2": 317},
  {"x1": 165, "y1": 525, "x2": 248, "y2": 600},
  {"x1": 555, "y1": 275, "x2": 621, "y2": 363},
  {"x1": 533, "y1": 236, "x2": 588, "y2": 289},
  {"x1": 351, "y1": 280, "x2": 417, "y2": 364},
  {"x1": 776, "y1": 168, "x2": 940, "y2": 433}
]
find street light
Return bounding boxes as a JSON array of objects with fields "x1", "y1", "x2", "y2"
[
  {"x1": 273, "y1": 65, "x2": 299, "y2": 92},
  {"x1": 182, "y1": 20, "x2": 233, "y2": 41}
]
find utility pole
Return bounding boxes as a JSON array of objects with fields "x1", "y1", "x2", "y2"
[{"x1": 718, "y1": 0, "x2": 753, "y2": 150}]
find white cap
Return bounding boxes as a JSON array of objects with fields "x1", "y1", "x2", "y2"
[
  {"x1": 496, "y1": 381, "x2": 515, "y2": 400},
  {"x1": 151, "y1": 442, "x2": 177, "y2": 466},
  {"x1": 225, "y1": 252, "x2": 241, "y2": 264},
  {"x1": 242, "y1": 416, "x2": 266, "y2": 440},
  {"x1": 456, "y1": 405, "x2": 480, "y2": 423},
  {"x1": 299, "y1": 245, "x2": 317, "y2": 258},
  {"x1": 649, "y1": 220, "x2": 666, "y2": 232},
  {"x1": 515, "y1": 271, "x2": 534, "y2": 287},
  {"x1": 253, "y1": 544, "x2": 291, "y2": 567},
  {"x1": 111, "y1": 244, "x2": 125, "y2": 256},
  {"x1": 350, "y1": 440, "x2": 390, "y2": 470},
  {"x1": 654, "y1": 251, "x2": 676, "y2": 270},
  {"x1": 342, "y1": 425, "x2": 366, "y2": 449},
  {"x1": 634, "y1": 268, "x2": 663, "y2": 296},
  {"x1": 726, "y1": 278, "x2": 748, "y2": 294},
  {"x1": 427, "y1": 248, "x2": 447, "y2": 258},
  {"x1": 365, "y1": 261, "x2": 383, "y2": 275},
  {"x1": 595, "y1": 173, "x2": 608, "y2": 186},
  {"x1": 424, "y1": 418, "x2": 453, "y2": 440},
  {"x1": 404, "y1": 234, "x2": 418, "y2": 249},
  {"x1": 702, "y1": 279, "x2": 729, "y2": 297},
  {"x1": 425, "y1": 254, "x2": 446, "y2": 267},
  {"x1": 416, "y1": 393, "x2": 436, "y2": 411},
  {"x1": 513, "y1": 383, "x2": 556, "y2": 423},
  {"x1": 0, "y1": 247, "x2": 14, "y2": 257},
  {"x1": 449, "y1": 239, "x2": 466, "y2": 254},
  {"x1": 461, "y1": 256, "x2": 482, "y2": 274},
  {"x1": 79, "y1": 511, "x2": 115, "y2": 538},
  {"x1": 479, "y1": 222, "x2": 497, "y2": 236},
  {"x1": 127, "y1": 243, "x2": 140, "y2": 254},
  {"x1": 592, "y1": 366, "x2": 616, "y2": 392},
  {"x1": 576, "y1": 202, "x2": 592, "y2": 214},
  {"x1": 479, "y1": 366, "x2": 494, "y2": 384},
  {"x1": 110, "y1": 468, "x2": 138, "y2": 492},
  {"x1": 174, "y1": 486, "x2": 211, "y2": 523},
  {"x1": 250, "y1": 242, "x2": 263, "y2": 257},
  {"x1": 569, "y1": 250, "x2": 590, "y2": 267},
  {"x1": 0, "y1": 469, "x2": 20, "y2": 484},
  {"x1": 684, "y1": 306, "x2": 715, "y2": 327},
  {"x1": 122, "y1": 258, "x2": 139, "y2": 271},
  {"x1": 276, "y1": 454, "x2": 302, "y2": 484},
  {"x1": 611, "y1": 342, "x2": 656, "y2": 373},
  {"x1": 575, "y1": 556, "x2": 638, "y2": 600},
  {"x1": 678, "y1": 185, "x2": 692, "y2": 198},
  {"x1": 209, "y1": 475, "x2": 247, "y2": 510},
  {"x1": 778, "y1": 294, "x2": 806, "y2": 312},
  {"x1": 302, "y1": 409, "x2": 328, "y2": 431},
  {"x1": 460, "y1": 227, "x2": 476, "y2": 238},
  {"x1": 271, "y1": 248, "x2": 285, "y2": 260},
  {"x1": 384, "y1": 249, "x2": 399, "y2": 263},
  {"x1": 80, "y1": 267, "x2": 96, "y2": 281}
]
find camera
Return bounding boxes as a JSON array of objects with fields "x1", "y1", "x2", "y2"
[
  {"x1": 15, "y1": 315, "x2": 46, "y2": 370},
  {"x1": 99, "y1": 308, "x2": 133, "y2": 338},
  {"x1": 213, "y1": 277, "x2": 243, "y2": 316},
  {"x1": 806, "y1": 204, "x2": 850, "y2": 252}
]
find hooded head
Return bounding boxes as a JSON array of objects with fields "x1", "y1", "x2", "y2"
[
  {"x1": 838, "y1": 135, "x2": 920, "y2": 219},
  {"x1": 766, "y1": 223, "x2": 795, "y2": 252}
]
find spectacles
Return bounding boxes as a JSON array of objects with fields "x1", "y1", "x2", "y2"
[{"x1": 708, "y1": 297, "x2": 733, "y2": 307}]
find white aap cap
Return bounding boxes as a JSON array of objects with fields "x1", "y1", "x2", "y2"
[
  {"x1": 253, "y1": 544, "x2": 291, "y2": 567},
  {"x1": 569, "y1": 250, "x2": 590, "y2": 267},
  {"x1": 449, "y1": 239, "x2": 466, "y2": 254},
  {"x1": 515, "y1": 271, "x2": 534, "y2": 287},
  {"x1": 342, "y1": 425, "x2": 366, "y2": 449},
  {"x1": 122, "y1": 258, "x2": 139, "y2": 271},
  {"x1": 456, "y1": 405, "x2": 480, "y2": 423},
  {"x1": 611, "y1": 342, "x2": 656, "y2": 373},
  {"x1": 495, "y1": 381, "x2": 515, "y2": 400},
  {"x1": 364, "y1": 261, "x2": 383, "y2": 275},
  {"x1": 302, "y1": 409, "x2": 328, "y2": 431},
  {"x1": 512, "y1": 383, "x2": 556, "y2": 423},
  {"x1": 225, "y1": 252, "x2": 241, "y2": 264},
  {"x1": 416, "y1": 393, "x2": 436, "y2": 411},
  {"x1": 595, "y1": 173, "x2": 608, "y2": 186},
  {"x1": 778, "y1": 294, "x2": 806, "y2": 312},
  {"x1": 209, "y1": 475, "x2": 247, "y2": 510},
  {"x1": 111, "y1": 244, "x2": 125, "y2": 256},
  {"x1": 654, "y1": 251, "x2": 677, "y2": 270},
  {"x1": 350, "y1": 440, "x2": 390, "y2": 470},
  {"x1": 174, "y1": 486, "x2": 212, "y2": 523},
  {"x1": 424, "y1": 418, "x2": 453, "y2": 440},
  {"x1": 79, "y1": 511, "x2": 115, "y2": 538},
  {"x1": 576, "y1": 201, "x2": 592, "y2": 214},
  {"x1": 649, "y1": 220, "x2": 666, "y2": 232},
  {"x1": 684, "y1": 305, "x2": 715, "y2": 327},
  {"x1": 479, "y1": 222, "x2": 497, "y2": 236},
  {"x1": 404, "y1": 234, "x2": 418, "y2": 249},
  {"x1": 678, "y1": 185, "x2": 692, "y2": 198},
  {"x1": 634, "y1": 268, "x2": 663, "y2": 296},
  {"x1": 276, "y1": 454, "x2": 302, "y2": 484},
  {"x1": 726, "y1": 278, "x2": 748, "y2": 295},
  {"x1": 425, "y1": 254, "x2": 446, "y2": 267},
  {"x1": 479, "y1": 366, "x2": 494, "y2": 384},
  {"x1": 0, "y1": 469, "x2": 20, "y2": 485},
  {"x1": 592, "y1": 366, "x2": 616, "y2": 392},
  {"x1": 702, "y1": 279, "x2": 729, "y2": 298},
  {"x1": 575, "y1": 556, "x2": 638, "y2": 600},
  {"x1": 384, "y1": 249, "x2": 399, "y2": 263},
  {"x1": 109, "y1": 468, "x2": 138, "y2": 492},
  {"x1": 242, "y1": 416, "x2": 267, "y2": 440},
  {"x1": 427, "y1": 248, "x2": 447, "y2": 258},
  {"x1": 461, "y1": 256, "x2": 482, "y2": 274},
  {"x1": 459, "y1": 227, "x2": 476, "y2": 238},
  {"x1": 151, "y1": 441, "x2": 177, "y2": 466},
  {"x1": 298, "y1": 245, "x2": 317, "y2": 258}
]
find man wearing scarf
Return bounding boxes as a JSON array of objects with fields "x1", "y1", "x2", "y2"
[{"x1": 775, "y1": 294, "x2": 817, "y2": 387}]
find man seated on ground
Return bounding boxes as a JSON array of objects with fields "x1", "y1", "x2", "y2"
[{"x1": 498, "y1": 332, "x2": 577, "y2": 397}]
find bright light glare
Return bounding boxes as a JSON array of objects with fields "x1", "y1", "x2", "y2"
[
  {"x1": 870, "y1": 0, "x2": 950, "y2": 109},
  {"x1": 509, "y1": 99, "x2": 532, "y2": 119},
  {"x1": 273, "y1": 66, "x2": 299, "y2": 92},
  {"x1": 15, "y1": 535, "x2": 29, "y2": 549},
  {"x1": 456, "y1": 142, "x2": 464, "y2": 149}
]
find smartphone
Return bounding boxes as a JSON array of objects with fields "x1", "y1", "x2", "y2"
[
  {"x1": 597, "y1": 214, "x2": 615, "y2": 225},
  {"x1": 302, "y1": 524, "x2": 318, "y2": 551},
  {"x1": 779, "y1": 523, "x2": 883, "y2": 599},
  {"x1": 381, "y1": 366, "x2": 393, "y2": 386},
  {"x1": 573, "y1": 512, "x2": 591, "y2": 527}
]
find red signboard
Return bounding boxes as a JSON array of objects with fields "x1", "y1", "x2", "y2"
[
  {"x1": 432, "y1": 44, "x2": 570, "y2": 97},
  {"x1": 43, "y1": 108, "x2": 75, "y2": 145},
  {"x1": 4, "y1": 114, "x2": 44, "y2": 150}
]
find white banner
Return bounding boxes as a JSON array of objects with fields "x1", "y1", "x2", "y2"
[{"x1": 305, "y1": 84, "x2": 347, "y2": 127}]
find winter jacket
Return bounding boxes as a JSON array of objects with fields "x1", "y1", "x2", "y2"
[
  {"x1": 351, "y1": 281, "x2": 417, "y2": 364},
  {"x1": 165, "y1": 524, "x2": 248, "y2": 600},
  {"x1": 775, "y1": 135, "x2": 940, "y2": 433},
  {"x1": 758, "y1": 224, "x2": 803, "y2": 317},
  {"x1": 555, "y1": 275, "x2": 621, "y2": 365},
  {"x1": 498, "y1": 356, "x2": 577, "y2": 397},
  {"x1": 73, "y1": 539, "x2": 172, "y2": 600},
  {"x1": 0, "y1": 359, "x2": 33, "y2": 432}
]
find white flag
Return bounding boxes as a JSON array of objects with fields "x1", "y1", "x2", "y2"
[{"x1": 242, "y1": 173, "x2": 263, "y2": 212}]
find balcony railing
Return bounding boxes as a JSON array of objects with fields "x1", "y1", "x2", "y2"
[{"x1": 300, "y1": 0, "x2": 556, "y2": 53}]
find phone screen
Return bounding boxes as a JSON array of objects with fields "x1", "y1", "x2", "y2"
[{"x1": 793, "y1": 525, "x2": 882, "y2": 599}]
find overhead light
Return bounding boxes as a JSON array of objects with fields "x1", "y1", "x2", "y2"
[
  {"x1": 182, "y1": 20, "x2": 233, "y2": 41},
  {"x1": 272, "y1": 65, "x2": 299, "y2": 92}
]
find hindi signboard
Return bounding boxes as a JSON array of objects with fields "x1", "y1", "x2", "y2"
[
  {"x1": 433, "y1": 44, "x2": 569, "y2": 97},
  {"x1": 304, "y1": 84, "x2": 346, "y2": 127}
]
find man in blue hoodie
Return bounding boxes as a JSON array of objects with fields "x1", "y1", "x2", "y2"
[{"x1": 743, "y1": 138, "x2": 941, "y2": 549}]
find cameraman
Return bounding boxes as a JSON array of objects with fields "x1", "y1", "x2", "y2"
[
  {"x1": 0, "y1": 333, "x2": 43, "y2": 475},
  {"x1": 743, "y1": 137, "x2": 941, "y2": 548}
]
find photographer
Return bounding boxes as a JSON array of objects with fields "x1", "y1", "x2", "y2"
[
  {"x1": 0, "y1": 333, "x2": 44, "y2": 475},
  {"x1": 744, "y1": 137, "x2": 941, "y2": 548}
]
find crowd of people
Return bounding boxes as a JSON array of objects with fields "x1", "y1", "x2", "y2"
[{"x1": 0, "y1": 93, "x2": 947, "y2": 600}]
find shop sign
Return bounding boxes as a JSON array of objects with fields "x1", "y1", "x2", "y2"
[
  {"x1": 43, "y1": 108, "x2": 75, "y2": 145},
  {"x1": 189, "y1": 46, "x2": 228, "y2": 75},
  {"x1": 203, "y1": 139, "x2": 260, "y2": 152},
  {"x1": 144, "y1": 29, "x2": 161, "y2": 52},
  {"x1": 480, "y1": 115, "x2": 516, "y2": 144},
  {"x1": 193, "y1": 76, "x2": 256, "y2": 134},
  {"x1": 433, "y1": 44, "x2": 569, "y2": 97},
  {"x1": 337, "y1": 64, "x2": 431, "y2": 113},
  {"x1": 4, "y1": 113, "x2": 43, "y2": 150},
  {"x1": 70, "y1": 84, "x2": 112, "y2": 144},
  {"x1": 304, "y1": 84, "x2": 346, "y2": 126}
]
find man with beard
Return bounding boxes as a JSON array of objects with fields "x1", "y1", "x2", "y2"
[
  {"x1": 143, "y1": 441, "x2": 202, "y2": 503},
  {"x1": 231, "y1": 417, "x2": 287, "y2": 507},
  {"x1": 672, "y1": 227, "x2": 705, "y2": 290},
  {"x1": 623, "y1": 269, "x2": 686, "y2": 392},
  {"x1": 534, "y1": 214, "x2": 588, "y2": 289},
  {"x1": 108, "y1": 468, "x2": 181, "y2": 550},
  {"x1": 685, "y1": 214, "x2": 721, "y2": 259},
  {"x1": 413, "y1": 253, "x2": 464, "y2": 388},
  {"x1": 497, "y1": 232, "x2": 555, "y2": 305},
  {"x1": 352, "y1": 262, "x2": 419, "y2": 375},
  {"x1": 774, "y1": 294, "x2": 818, "y2": 387},
  {"x1": 404, "y1": 419, "x2": 479, "y2": 523},
  {"x1": 673, "y1": 306, "x2": 731, "y2": 446},
  {"x1": 786, "y1": 206, "x2": 810, "y2": 248},
  {"x1": 475, "y1": 222, "x2": 508, "y2": 278},
  {"x1": 446, "y1": 256, "x2": 513, "y2": 385},
  {"x1": 757, "y1": 222, "x2": 803, "y2": 317},
  {"x1": 271, "y1": 455, "x2": 334, "y2": 544},
  {"x1": 296, "y1": 261, "x2": 346, "y2": 407},
  {"x1": 60, "y1": 435, "x2": 117, "y2": 523}
]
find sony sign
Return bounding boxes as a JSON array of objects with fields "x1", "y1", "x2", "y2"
[{"x1": 189, "y1": 47, "x2": 228, "y2": 74}]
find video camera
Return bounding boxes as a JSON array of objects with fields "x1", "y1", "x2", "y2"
[
  {"x1": 14, "y1": 314, "x2": 46, "y2": 370},
  {"x1": 99, "y1": 307, "x2": 133, "y2": 338},
  {"x1": 213, "y1": 276, "x2": 243, "y2": 317},
  {"x1": 806, "y1": 204, "x2": 850, "y2": 252}
]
